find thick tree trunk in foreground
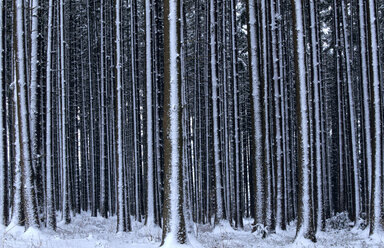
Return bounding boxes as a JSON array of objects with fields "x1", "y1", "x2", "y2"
[
  {"x1": 161, "y1": 0, "x2": 187, "y2": 245},
  {"x1": 291, "y1": 0, "x2": 316, "y2": 243}
]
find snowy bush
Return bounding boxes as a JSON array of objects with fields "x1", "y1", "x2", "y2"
[
  {"x1": 251, "y1": 223, "x2": 268, "y2": 238},
  {"x1": 326, "y1": 212, "x2": 352, "y2": 230}
]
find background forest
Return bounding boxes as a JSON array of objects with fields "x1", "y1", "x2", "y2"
[{"x1": 1, "y1": 0, "x2": 384, "y2": 246}]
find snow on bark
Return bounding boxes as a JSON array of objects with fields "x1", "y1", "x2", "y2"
[
  {"x1": 45, "y1": 0, "x2": 56, "y2": 230},
  {"x1": 60, "y1": 0, "x2": 70, "y2": 224},
  {"x1": 261, "y1": 0, "x2": 272, "y2": 229},
  {"x1": 210, "y1": 0, "x2": 223, "y2": 222},
  {"x1": 130, "y1": 0, "x2": 140, "y2": 220},
  {"x1": 162, "y1": 0, "x2": 187, "y2": 245},
  {"x1": 86, "y1": 0, "x2": 96, "y2": 217},
  {"x1": 29, "y1": 0, "x2": 39, "y2": 181},
  {"x1": 169, "y1": 0, "x2": 181, "y2": 239},
  {"x1": 309, "y1": 0, "x2": 323, "y2": 232},
  {"x1": 146, "y1": 0, "x2": 155, "y2": 226},
  {"x1": 99, "y1": 0, "x2": 106, "y2": 218},
  {"x1": 247, "y1": 0, "x2": 263, "y2": 225},
  {"x1": 11, "y1": 80, "x2": 23, "y2": 226},
  {"x1": 359, "y1": 0, "x2": 372, "y2": 210},
  {"x1": 230, "y1": 0, "x2": 242, "y2": 228},
  {"x1": 368, "y1": 0, "x2": 382, "y2": 236},
  {"x1": 341, "y1": 0, "x2": 360, "y2": 225},
  {"x1": 270, "y1": 0, "x2": 283, "y2": 231},
  {"x1": 292, "y1": 0, "x2": 314, "y2": 242},
  {"x1": 15, "y1": 0, "x2": 39, "y2": 228},
  {"x1": 0, "y1": 0, "x2": 4, "y2": 227},
  {"x1": 115, "y1": 0, "x2": 125, "y2": 233}
]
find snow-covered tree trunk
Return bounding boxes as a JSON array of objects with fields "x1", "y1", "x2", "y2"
[
  {"x1": 99, "y1": 0, "x2": 107, "y2": 219},
  {"x1": 14, "y1": 0, "x2": 39, "y2": 228},
  {"x1": 246, "y1": 0, "x2": 263, "y2": 226},
  {"x1": 260, "y1": 0, "x2": 272, "y2": 232},
  {"x1": 130, "y1": 0, "x2": 140, "y2": 221},
  {"x1": 291, "y1": 0, "x2": 316, "y2": 242},
  {"x1": 358, "y1": 0, "x2": 372, "y2": 217},
  {"x1": 341, "y1": 0, "x2": 360, "y2": 225},
  {"x1": 333, "y1": 0, "x2": 342, "y2": 214},
  {"x1": 210, "y1": 0, "x2": 223, "y2": 223},
  {"x1": 368, "y1": 0, "x2": 382, "y2": 237},
  {"x1": 86, "y1": 0, "x2": 96, "y2": 217},
  {"x1": 270, "y1": 0, "x2": 283, "y2": 232},
  {"x1": 11, "y1": 78, "x2": 24, "y2": 226},
  {"x1": 0, "y1": 0, "x2": 6, "y2": 227},
  {"x1": 29, "y1": 0, "x2": 40, "y2": 217},
  {"x1": 45, "y1": 0, "x2": 56, "y2": 230},
  {"x1": 59, "y1": 0, "x2": 70, "y2": 224},
  {"x1": 145, "y1": 0, "x2": 155, "y2": 227},
  {"x1": 222, "y1": 0, "x2": 231, "y2": 222},
  {"x1": 309, "y1": 0, "x2": 323, "y2": 232},
  {"x1": 161, "y1": 0, "x2": 187, "y2": 245},
  {"x1": 115, "y1": 0, "x2": 128, "y2": 233},
  {"x1": 230, "y1": 0, "x2": 242, "y2": 229},
  {"x1": 277, "y1": 0, "x2": 286, "y2": 230}
]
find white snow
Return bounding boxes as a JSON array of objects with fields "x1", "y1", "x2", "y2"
[{"x1": 0, "y1": 215, "x2": 381, "y2": 248}]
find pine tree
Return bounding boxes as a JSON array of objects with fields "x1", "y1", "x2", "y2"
[{"x1": 161, "y1": 0, "x2": 187, "y2": 245}]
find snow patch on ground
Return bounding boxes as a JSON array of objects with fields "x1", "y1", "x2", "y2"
[{"x1": 0, "y1": 214, "x2": 382, "y2": 247}]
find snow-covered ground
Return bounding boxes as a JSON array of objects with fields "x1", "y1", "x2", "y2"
[{"x1": 0, "y1": 213, "x2": 382, "y2": 247}]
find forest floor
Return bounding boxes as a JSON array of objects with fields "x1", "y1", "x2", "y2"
[{"x1": 0, "y1": 213, "x2": 382, "y2": 248}]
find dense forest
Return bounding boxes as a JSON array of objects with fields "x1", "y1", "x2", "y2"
[{"x1": 0, "y1": 0, "x2": 383, "y2": 246}]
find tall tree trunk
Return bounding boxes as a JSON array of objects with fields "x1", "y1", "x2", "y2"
[
  {"x1": 291, "y1": 0, "x2": 316, "y2": 242},
  {"x1": 145, "y1": 0, "x2": 155, "y2": 227},
  {"x1": 368, "y1": 0, "x2": 382, "y2": 237},
  {"x1": 246, "y1": 0, "x2": 263, "y2": 227},
  {"x1": 59, "y1": 0, "x2": 70, "y2": 224},
  {"x1": 341, "y1": 0, "x2": 360, "y2": 225},
  {"x1": 115, "y1": 0, "x2": 130, "y2": 232},
  {"x1": 0, "y1": 0, "x2": 7, "y2": 227},
  {"x1": 210, "y1": 0, "x2": 223, "y2": 223},
  {"x1": 14, "y1": 0, "x2": 39, "y2": 228},
  {"x1": 45, "y1": 0, "x2": 56, "y2": 230},
  {"x1": 358, "y1": 0, "x2": 372, "y2": 222},
  {"x1": 161, "y1": 0, "x2": 187, "y2": 245},
  {"x1": 309, "y1": 0, "x2": 323, "y2": 232}
]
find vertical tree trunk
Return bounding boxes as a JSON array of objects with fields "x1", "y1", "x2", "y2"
[
  {"x1": 270, "y1": 0, "x2": 283, "y2": 232},
  {"x1": 161, "y1": 0, "x2": 187, "y2": 245},
  {"x1": 145, "y1": 0, "x2": 155, "y2": 227},
  {"x1": 368, "y1": 0, "x2": 382, "y2": 237},
  {"x1": 29, "y1": 0, "x2": 41, "y2": 220},
  {"x1": 230, "y1": 0, "x2": 243, "y2": 229},
  {"x1": 291, "y1": 0, "x2": 316, "y2": 242},
  {"x1": 341, "y1": 0, "x2": 360, "y2": 225},
  {"x1": 115, "y1": 0, "x2": 129, "y2": 233},
  {"x1": 59, "y1": 0, "x2": 70, "y2": 224},
  {"x1": 0, "y1": 0, "x2": 7, "y2": 227},
  {"x1": 246, "y1": 0, "x2": 263, "y2": 227},
  {"x1": 309, "y1": 0, "x2": 323, "y2": 232},
  {"x1": 210, "y1": 0, "x2": 223, "y2": 224},
  {"x1": 45, "y1": 0, "x2": 56, "y2": 230},
  {"x1": 12, "y1": 77, "x2": 25, "y2": 226},
  {"x1": 14, "y1": 0, "x2": 39, "y2": 228},
  {"x1": 99, "y1": 0, "x2": 108, "y2": 219},
  {"x1": 358, "y1": 0, "x2": 372, "y2": 221}
]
